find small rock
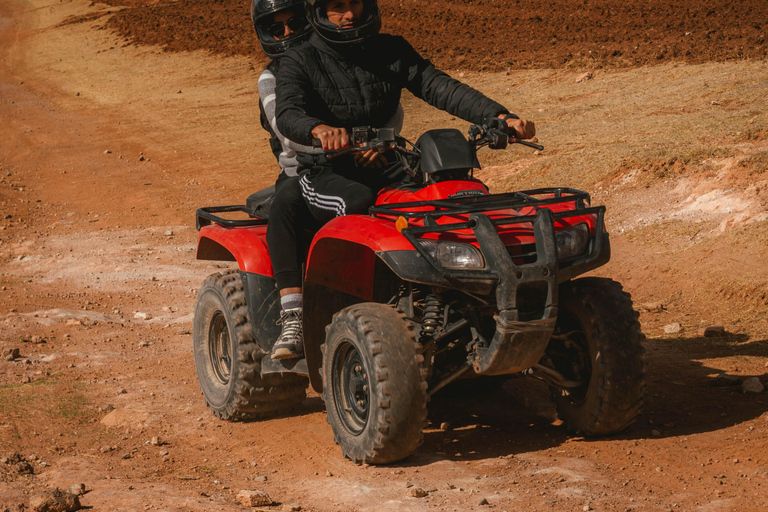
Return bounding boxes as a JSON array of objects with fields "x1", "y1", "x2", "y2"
[
  {"x1": 67, "y1": 483, "x2": 86, "y2": 496},
  {"x1": 253, "y1": 475, "x2": 268, "y2": 482},
  {"x1": 651, "y1": 429, "x2": 661, "y2": 437},
  {"x1": 122, "y1": 453, "x2": 131, "y2": 460},
  {"x1": 440, "y1": 421, "x2": 452, "y2": 431},
  {"x1": 236, "y1": 490, "x2": 272, "y2": 507},
  {"x1": 21, "y1": 376, "x2": 31, "y2": 384},
  {"x1": 117, "y1": 388, "x2": 127, "y2": 395},
  {"x1": 17, "y1": 461, "x2": 34, "y2": 474},
  {"x1": 163, "y1": 230, "x2": 173, "y2": 237},
  {"x1": 408, "y1": 488, "x2": 428, "y2": 498},
  {"x1": 100, "y1": 404, "x2": 114, "y2": 412},
  {"x1": 663, "y1": 323, "x2": 682, "y2": 334},
  {"x1": 583, "y1": 506, "x2": 593, "y2": 512},
  {"x1": 139, "y1": 341, "x2": 150, "y2": 348},
  {"x1": 104, "y1": 150, "x2": 111, "y2": 154},
  {"x1": 575, "y1": 72, "x2": 593, "y2": 83},
  {"x1": 639, "y1": 302, "x2": 664, "y2": 313},
  {"x1": 325, "y1": 471, "x2": 333, "y2": 477},
  {"x1": 150, "y1": 436, "x2": 160, "y2": 446},
  {"x1": 281, "y1": 504, "x2": 301, "y2": 512},
  {"x1": 133, "y1": 312, "x2": 152, "y2": 321},
  {"x1": 742, "y1": 377, "x2": 765, "y2": 394},
  {"x1": 29, "y1": 489, "x2": 81, "y2": 512},
  {"x1": 479, "y1": 497, "x2": 490, "y2": 505},
  {"x1": 5, "y1": 347, "x2": 20, "y2": 360},
  {"x1": 699, "y1": 324, "x2": 726, "y2": 337},
  {"x1": 711, "y1": 100, "x2": 720, "y2": 105}
]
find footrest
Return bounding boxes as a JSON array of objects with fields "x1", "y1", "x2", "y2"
[{"x1": 261, "y1": 356, "x2": 309, "y2": 376}]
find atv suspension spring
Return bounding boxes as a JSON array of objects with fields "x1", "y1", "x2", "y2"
[{"x1": 420, "y1": 293, "x2": 444, "y2": 342}]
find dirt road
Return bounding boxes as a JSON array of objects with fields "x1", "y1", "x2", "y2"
[{"x1": 1, "y1": 0, "x2": 768, "y2": 511}]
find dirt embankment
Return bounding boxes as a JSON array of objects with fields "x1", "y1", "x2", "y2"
[{"x1": 67, "y1": 0, "x2": 768, "y2": 73}]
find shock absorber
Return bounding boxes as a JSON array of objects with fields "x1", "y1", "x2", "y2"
[{"x1": 420, "y1": 292, "x2": 444, "y2": 342}]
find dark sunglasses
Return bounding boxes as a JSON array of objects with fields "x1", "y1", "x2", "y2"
[{"x1": 266, "y1": 16, "x2": 308, "y2": 38}]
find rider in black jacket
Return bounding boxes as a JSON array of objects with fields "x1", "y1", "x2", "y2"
[{"x1": 268, "y1": 0, "x2": 535, "y2": 360}]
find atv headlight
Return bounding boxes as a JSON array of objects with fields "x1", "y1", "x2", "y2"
[
  {"x1": 556, "y1": 223, "x2": 590, "y2": 260},
  {"x1": 418, "y1": 240, "x2": 485, "y2": 270}
]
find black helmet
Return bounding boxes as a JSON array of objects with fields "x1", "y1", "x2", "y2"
[
  {"x1": 251, "y1": 0, "x2": 311, "y2": 58},
  {"x1": 305, "y1": 0, "x2": 381, "y2": 44}
]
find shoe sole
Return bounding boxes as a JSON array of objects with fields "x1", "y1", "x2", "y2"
[{"x1": 271, "y1": 348, "x2": 303, "y2": 360}]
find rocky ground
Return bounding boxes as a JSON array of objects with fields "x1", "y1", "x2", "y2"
[{"x1": 1, "y1": 0, "x2": 768, "y2": 511}]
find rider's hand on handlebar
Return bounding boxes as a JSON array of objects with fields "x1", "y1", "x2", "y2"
[
  {"x1": 497, "y1": 115, "x2": 536, "y2": 140},
  {"x1": 311, "y1": 124, "x2": 350, "y2": 151},
  {"x1": 353, "y1": 148, "x2": 386, "y2": 168}
]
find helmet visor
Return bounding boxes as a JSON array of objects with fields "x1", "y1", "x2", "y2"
[{"x1": 262, "y1": 14, "x2": 310, "y2": 39}]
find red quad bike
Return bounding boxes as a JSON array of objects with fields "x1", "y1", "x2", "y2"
[{"x1": 193, "y1": 119, "x2": 646, "y2": 464}]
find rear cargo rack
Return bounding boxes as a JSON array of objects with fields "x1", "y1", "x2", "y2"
[{"x1": 196, "y1": 206, "x2": 268, "y2": 230}]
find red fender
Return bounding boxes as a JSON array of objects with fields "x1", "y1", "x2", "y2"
[
  {"x1": 305, "y1": 215, "x2": 413, "y2": 300},
  {"x1": 196, "y1": 224, "x2": 273, "y2": 276}
]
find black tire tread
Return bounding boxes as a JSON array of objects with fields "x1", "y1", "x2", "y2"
[
  {"x1": 553, "y1": 277, "x2": 646, "y2": 435},
  {"x1": 322, "y1": 303, "x2": 428, "y2": 464},
  {"x1": 194, "y1": 270, "x2": 307, "y2": 421}
]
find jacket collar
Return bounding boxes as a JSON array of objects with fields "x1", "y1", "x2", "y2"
[{"x1": 309, "y1": 32, "x2": 373, "y2": 61}]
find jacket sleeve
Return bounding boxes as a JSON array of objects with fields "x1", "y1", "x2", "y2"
[
  {"x1": 275, "y1": 50, "x2": 326, "y2": 146},
  {"x1": 258, "y1": 68, "x2": 318, "y2": 155},
  {"x1": 394, "y1": 38, "x2": 508, "y2": 125}
]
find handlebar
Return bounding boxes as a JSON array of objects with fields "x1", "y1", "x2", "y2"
[{"x1": 310, "y1": 121, "x2": 543, "y2": 161}]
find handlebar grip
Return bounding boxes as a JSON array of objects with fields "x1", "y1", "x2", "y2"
[{"x1": 518, "y1": 140, "x2": 544, "y2": 151}]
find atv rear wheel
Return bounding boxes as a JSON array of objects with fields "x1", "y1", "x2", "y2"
[
  {"x1": 322, "y1": 303, "x2": 428, "y2": 464},
  {"x1": 193, "y1": 270, "x2": 307, "y2": 420},
  {"x1": 546, "y1": 277, "x2": 645, "y2": 435}
]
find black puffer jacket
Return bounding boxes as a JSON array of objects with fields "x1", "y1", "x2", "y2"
[{"x1": 276, "y1": 32, "x2": 508, "y2": 146}]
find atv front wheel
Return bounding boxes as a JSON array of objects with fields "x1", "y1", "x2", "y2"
[
  {"x1": 193, "y1": 270, "x2": 307, "y2": 420},
  {"x1": 546, "y1": 277, "x2": 645, "y2": 435},
  {"x1": 322, "y1": 303, "x2": 428, "y2": 464}
]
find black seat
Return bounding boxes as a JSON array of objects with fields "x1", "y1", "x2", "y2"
[{"x1": 245, "y1": 185, "x2": 276, "y2": 220}]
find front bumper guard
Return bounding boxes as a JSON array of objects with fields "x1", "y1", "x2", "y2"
[{"x1": 469, "y1": 211, "x2": 558, "y2": 375}]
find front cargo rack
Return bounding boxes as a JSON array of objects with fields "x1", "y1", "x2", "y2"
[
  {"x1": 369, "y1": 187, "x2": 591, "y2": 223},
  {"x1": 196, "y1": 205, "x2": 268, "y2": 230},
  {"x1": 370, "y1": 187, "x2": 607, "y2": 280}
]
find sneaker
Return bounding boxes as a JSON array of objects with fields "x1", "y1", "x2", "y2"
[{"x1": 271, "y1": 307, "x2": 304, "y2": 360}]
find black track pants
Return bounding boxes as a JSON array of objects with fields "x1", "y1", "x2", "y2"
[
  {"x1": 298, "y1": 153, "x2": 406, "y2": 223},
  {"x1": 266, "y1": 176, "x2": 318, "y2": 290},
  {"x1": 267, "y1": 154, "x2": 405, "y2": 290}
]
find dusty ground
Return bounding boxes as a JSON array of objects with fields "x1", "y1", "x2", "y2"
[{"x1": 1, "y1": 0, "x2": 768, "y2": 510}]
